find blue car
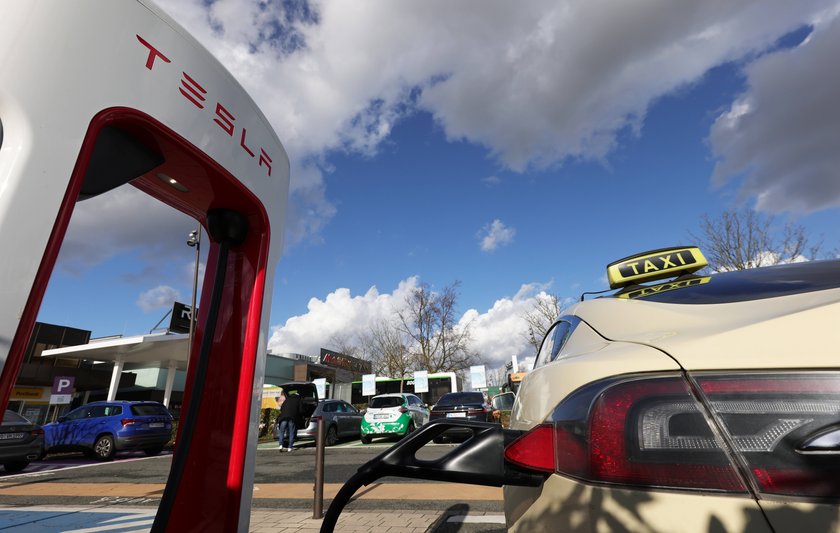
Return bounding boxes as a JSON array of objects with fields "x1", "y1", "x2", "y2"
[{"x1": 44, "y1": 401, "x2": 173, "y2": 460}]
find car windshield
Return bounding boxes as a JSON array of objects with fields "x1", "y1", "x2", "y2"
[
  {"x1": 436, "y1": 392, "x2": 484, "y2": 406},
  {"x1": 131, "y1": 404, "x2": 169, "y2": 416},
  {"x1": 370, "y1": 397, "x2": 404, "y2": 409}
]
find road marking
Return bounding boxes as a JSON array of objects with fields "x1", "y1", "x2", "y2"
[
  {"x1": 0, "y1": 455, "x2": 169, "y2": 481},
  {"x1": 447, "y1": 514, "x2": 506, "y2": 524}
]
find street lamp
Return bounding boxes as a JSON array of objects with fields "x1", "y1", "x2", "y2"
[{"x1": 186, "y1": 227, "x2": 201, "y2": 372}]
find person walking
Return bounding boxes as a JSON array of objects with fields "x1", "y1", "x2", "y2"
[{"x1": 276, "y1": 389, "x2": 303, "y2": 452}]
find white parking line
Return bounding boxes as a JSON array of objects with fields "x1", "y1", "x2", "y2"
[
  {"x1": 446, "y1": 514, "x2": 506, "y2": 524},
  {"x1": 0, "y1": 455, "x2": 170, "y2": 481}
]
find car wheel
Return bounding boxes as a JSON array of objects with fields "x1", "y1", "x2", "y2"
[
  {"x1": 143, "y1": 446, "x2": 164, "y2": 457},
  {"x1": 3, "y1": 461, "x2": 29, "y2": 473},
  {"x1": 93, "y1": 435, "x2": 115, "y2": 461},
  {"x1": 326, "y1": 426, "x2": 338, "y2": 446},
  {"x1": 360, "y1": 435, "x2": 372, "y2": 444}
]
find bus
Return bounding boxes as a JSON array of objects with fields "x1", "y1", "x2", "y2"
[{"x1": 351, "y1": 372, "x2": 460, "y2": 406}]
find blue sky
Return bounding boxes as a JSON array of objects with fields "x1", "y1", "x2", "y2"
[{"x1": 37, "y1": 0, "x2": 840, "y2": 370}]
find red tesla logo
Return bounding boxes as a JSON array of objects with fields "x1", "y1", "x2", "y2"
[{"x1": 136, "y1": 35, "x2": 273, "y2": 177}]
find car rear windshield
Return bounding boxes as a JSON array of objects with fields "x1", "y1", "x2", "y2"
[
  {"x1": 283, "y1": 384, "x2": 318, "y2": 399},
  {"x1": 370, "y1": 397, "x2": 404, "y2": 409},
  {"x1": 2, "y1": 410, "x2": 30, "y2": 425},
  {"x1": 620, "y1": 259, "x2": 840, "y2": 304},
  {"x1": 436, "y1": 392, "x2": 484, "y2": 406},
  {"x1": 131, "y1": 404, "x2": 170, "y2": 416}
]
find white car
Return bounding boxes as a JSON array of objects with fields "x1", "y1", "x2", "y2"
[
  {"x1": 360, "y1": 393, "x2": 429, "y2": 444},
  {"x1": 324, "y1": 247, "x2": 840, "y2": 533}
]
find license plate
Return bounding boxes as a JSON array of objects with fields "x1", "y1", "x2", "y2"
[
  {"x1": 0, "y1": 432, "x2": 24, "y2": 440},
  {"x1": 149, "y1": 422, "x2": 164, "y2": 428},
  {"x1": 446, "y1": 412, "x2": 466, "y2": 418},
  {"x1": 374, "y1": 414, "x2": 390, "y2": 420}
]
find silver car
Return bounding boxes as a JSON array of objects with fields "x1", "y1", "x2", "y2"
[{"x1": 296, "y1": 400, "x2": 363, "y2": 446}]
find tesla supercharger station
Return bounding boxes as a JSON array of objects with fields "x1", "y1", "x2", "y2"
[{"x1": 0, "y1": 2, "x2": 289, "y2": 531}]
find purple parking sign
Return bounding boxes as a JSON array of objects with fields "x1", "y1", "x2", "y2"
[{"x1": 52, "y1": 376, "x2": 75, "y2": 394}]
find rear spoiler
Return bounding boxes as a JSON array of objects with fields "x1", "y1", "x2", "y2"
[{"x1": 320, "y1": 419, "x2": 546, "y2": 532}]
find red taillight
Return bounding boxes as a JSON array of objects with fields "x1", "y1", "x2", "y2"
[
  {"x1": 504, "y1": 425, "x2": 556, "y2": 472},
  {"x1": 310, "y1": 416, "x2": 322, "y2": 422},
  {"x1": 121, "y1": 418, "x2": 138, "y2": 426},
  {"x1": 587, "y1": 377, "x2": 746, "y2": 491},
  {"x1": 696, "y1": 373, "x2": 840, "y2": 499},
  {"x1": 31, "y1": 428, "x2": 44, "y2": 436},
  {"x1": 505, "y1": 372, "x2": 840, "y2": 499},
  {"x1": 398, "y1": 407, "x2": 408, "y2": 413}
]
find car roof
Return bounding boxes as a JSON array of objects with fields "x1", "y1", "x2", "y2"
[
  {"x1": 567, "y1": 262, "x2": 840, "y2": 370},
  {"x1": 372, "y1": 393, "x2": 405, "y2": 398},
  {"x1": 611, "y1": 259, "x2": 840, "y2": 304}
]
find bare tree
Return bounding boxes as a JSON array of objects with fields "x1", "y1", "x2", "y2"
[
  {"x1": 522, "y1": 292, "x2": 564, "y2": 356},
  {"x1": 690, "y1": 209, "x2": 821, "y2": 272},
  {"x1": 398, "y1": 281, "x2": 475, "y2": 373},
  {"x1": 326, "y1": 332, "x2": 363, "y2": 360},
  {"x1": 359, "y1": 320, "x2": 413, "y2": 386},
  {"x1": 486, "y1": 366, "x2": 508, "y2": 387}
]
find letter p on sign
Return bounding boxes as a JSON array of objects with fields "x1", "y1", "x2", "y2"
[{"x1": 52, "y1": 376, "x2": 75, "y2": 395}]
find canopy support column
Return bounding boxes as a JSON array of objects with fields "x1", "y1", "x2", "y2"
[
  {"x1": 107, "y1": 356, "x2": 124, "y2": 401},
  {"x1": 163, "y1": 360, "x2": 177, "y2": 407}
]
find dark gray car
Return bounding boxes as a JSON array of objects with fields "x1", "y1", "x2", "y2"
[
  {"x1": 0, "y1": 410, "x2": 44, "y2": 472},
  {"x1": 296, "y1": 400, "x2": 362, "y2": 446}
]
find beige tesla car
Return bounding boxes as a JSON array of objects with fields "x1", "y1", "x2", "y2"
[
  {"x1": 503, "y1": 247, "x2": 840, "y2": 532},
  {"x1": 323, "y1": 246, "x2": 839, "y2": 533}
]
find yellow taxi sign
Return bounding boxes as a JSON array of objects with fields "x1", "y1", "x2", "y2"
[{"x1": 607, "y1": 247, "x2": 707, "y2": 289}]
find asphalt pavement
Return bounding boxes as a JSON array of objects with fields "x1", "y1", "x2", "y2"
[{"x1": 0, "y1": 441, "x2": 508, "y2": 531}]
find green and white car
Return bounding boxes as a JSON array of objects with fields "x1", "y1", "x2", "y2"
[{"x1": 360, "y1": 393, "x2": 429, "y2": 444}]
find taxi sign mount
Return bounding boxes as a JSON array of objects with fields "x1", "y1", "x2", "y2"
[{"x1": 607, "y1": 246, "x2": 707, "y2": 289}]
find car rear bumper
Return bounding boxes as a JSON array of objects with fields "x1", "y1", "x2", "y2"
[
  {"x1": 115, "y1": 432, "x2": 170, "y2": 451},
  {"x1": 361, "y1": 419, "x2": 408, "y2": 436},
  {"x1": 0, "y1": 439, "x2": 43, "y2": 462},
  {"x1": 504, "y1": 474, "x2": 775, "y2": 533}
]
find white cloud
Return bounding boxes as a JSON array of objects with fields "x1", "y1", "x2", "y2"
[
  {"x1": 267, "y1": 277, "x2": 421, "y2": 354},
  {"x1": 268, "y1": 276, "x2": 558, "y2": 368},
  {"x1": 479, "y1": 219, "x2": 516, "y2": 252},
  {"x1": 137, "y1": 285, "x2": 182, "y2": 313},
  {"x1": 155, "y1": 0, "x2": 838, "y2": 243},
  {"x1": 709, "y1": 10, "x2": 840, "y2": 214},
  {"x1": 57, "y1": 187, "x2": 198, "y2": 275}
]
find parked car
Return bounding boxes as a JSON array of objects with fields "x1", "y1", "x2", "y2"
[
  {"x1": 360, "y1": 393, "x2": 429, "y2": 444},
  {"x1": 296, "y1": 399, "x2": 362, "y2": 446},
  {"x1": 0, "y1": 410, "x2": 44, "y2": 473},
  {"x1": 43, "y1": 401, "x2": 173, "y2": 460},
  {"x1": 429, "y1": 391, "x2": 494, "y2": 442},
  {"x1": 275, "y1": 381, "x2": 320, "y2": 426}
]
